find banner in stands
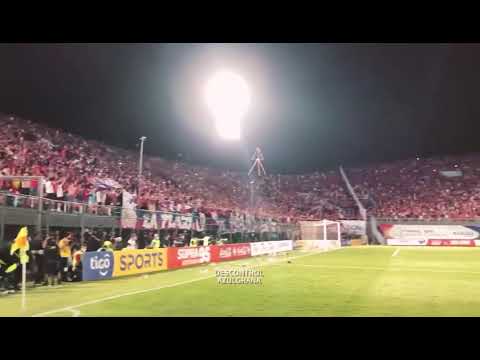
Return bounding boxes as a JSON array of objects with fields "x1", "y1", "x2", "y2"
[
  {"x1": 142, "y1": 211, "x2": 158, "y2": 230},
  {"x1": 112, "y1": 248, "x2": 167, "y2": 277},
  {"x1": 158, "y1": 212, "x2": 173, "y2": 229},
  {"x1": 121, "y1": 191, "x2": 137, "y2": 229},
  {"x1": 93, "y1": 177, "x2": 122, "y2": 190},
  {"x1": 386, "y1": 239, "x2": 427, "y2": 246},
  {"x1": 250, "y1": 240, "x2": 293, "y2": 256},
  {"x1": 82, "y1": 251, "x2": 115, "y2": 281},
  {"x1": 167, "y1": 246, "x2": 211, "y2": 269},
  {"x1": 210, "y1": 243, "x2": 251, "y2": 262},
  {"x1": 340, "y1": 220, "x2": 366, "y2": 236},
  {"x1": 440, "y1": 170, "x2": 463, "y2": 178},
  {"x1": 380, "y1": 224, "x2": 480, "y2": 246},
  {"x1": 178, "y1": 214, "x2": 193, "y2": 230}
]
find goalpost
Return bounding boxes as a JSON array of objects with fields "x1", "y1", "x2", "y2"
[{"x1": 297, "y1": 219, "x2": 342, "y2": 251}]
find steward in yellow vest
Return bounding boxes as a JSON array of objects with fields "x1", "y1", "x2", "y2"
[
  {"x1": 99, "y1": 241, "x2": 114, "y2": 252},
  {"x1": 151, "y1": 235, "x2": 161, "y2": 249}
]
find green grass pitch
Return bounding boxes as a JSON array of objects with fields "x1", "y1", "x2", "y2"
[{"x1": 3, "y1": 245, "x2": 480, "y2": 317}]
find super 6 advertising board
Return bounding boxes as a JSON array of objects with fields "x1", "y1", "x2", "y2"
[
  {"x1": 210, "y1": 243, "x2": 251, "y2": 262},
  {"x1": 82, "y1": 249, "x2": 168, "y2": 281},
  {"x1": 167, "y1": 246, "x2": 212, "y2": 269},
  {"x1": 426, "y1": 239, "x2": 475, "y2": 247}
]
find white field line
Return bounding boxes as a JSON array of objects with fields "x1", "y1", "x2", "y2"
[
  {"x1": 32, "y1": 276, "x2": 217, "y2": 317},
  {"x1": 392, "y1": 249, "x2": 400, "y2": 257},
  {"x1": 68, "y1": 308, "x2": 81, "y2": 317},
  {"x1": 32, "y1": 249, "x2": 324, "y2": 317},
  {"x1": 284, "y1": 263, "x2": 480, "y2": 276}
]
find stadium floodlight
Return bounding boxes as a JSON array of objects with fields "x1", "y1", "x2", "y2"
[{"x1": 205, "y1": 69, "x2": 251, "y2": 140}]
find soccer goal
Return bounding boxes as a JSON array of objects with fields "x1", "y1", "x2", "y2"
[{"x1": 296, "y1": 219, "x2": 342, "y2": 251}]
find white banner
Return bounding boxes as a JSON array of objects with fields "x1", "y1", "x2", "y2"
[
  {"x1": 121, "y1": 191, "x2": 137, "y2": 229},
  {"x1": 380, "y1": 224, "x2": 479, "y2": 241},
  {"x1": 157, "y1": 212, "x2": 172, "y2": 229},
  {"x1": 340, "y1": 220, "x2": 366, "y2": 236},
  {"x1": 295, "y1": 239, "x2": 341, "y2": 250},
  {"x1": 143, "y1": 212, "x2": 158, "y2": 230},
  {"x1": 387, "y1": 239, "x2": 427, "y2": 246},
  {"x1": 179, "y1": 214, "x2": 193, "y2": 230},
  {"x1": 440, "y1": 170, "x2": 463, "y2": 178},
  {"x1": 250, "y1": 240, "x2": 293, "y2": 256}
]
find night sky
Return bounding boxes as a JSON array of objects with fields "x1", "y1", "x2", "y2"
[{"x1": 1, "y1": 43, "x2": 480, "y2": 174}]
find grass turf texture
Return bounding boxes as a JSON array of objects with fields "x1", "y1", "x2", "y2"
[{"x1": 3, "y1": 246, "x2": 480, "y2": 316}]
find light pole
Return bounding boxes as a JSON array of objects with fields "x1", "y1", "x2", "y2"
[{"x1": 138, "y1": 136, "x2": 147, "y2": 194}]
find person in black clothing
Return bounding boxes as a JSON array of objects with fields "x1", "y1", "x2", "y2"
[
  {"x1": 70, "y1": 245, "x2": 83, "y2": 282},
  {"x1": 0, "y1": 240, "x2": 25, "y2": 292},
  {"x1": 137, "y1": 231, "x2": 146, "y2": 249},
  {"x1": 6, "y1": 237, "x2": 24, "y2": 292},
  {"x1": 84, "y1": 230, "x2": 101, "y2": 252},
  {"x1": 44, "y1": 238, "x2": 60, "y2": 286},
  {"x1": 30, "y1": 233, "x2": 46, "y2": 285},
  {"x1": 0, "y1": 243, "x2": 13, "y2": 291},
  {"x1": 113, "y1": 236, "x2": 124, "y2": 251},
  {"x1": 185, "y1": 231, "x2": 192, "y2": 247}
]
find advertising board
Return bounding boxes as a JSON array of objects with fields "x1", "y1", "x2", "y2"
[
  {"x1": 82, "y1": 251, "x2": 114, "y2": 281},
  {"x1": 210, "y1": 243, "x2": 251, "y2": 262},
  {"x1": 167, "y1": 246, "x2": 211, "y2": 269},
  {"x1": 112, "y1": 248, "x2": 167, "y2": 277},
  {"x1": 250, "y1": 241, "x2": 293, "y2": 256},
  {"x1": 380, "y1": 224, "x2": 480, "y2": 246}
]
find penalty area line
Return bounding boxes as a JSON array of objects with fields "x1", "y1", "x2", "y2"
[{"x1": 392, "y1": 248, "x2": 400, "y2": 257}]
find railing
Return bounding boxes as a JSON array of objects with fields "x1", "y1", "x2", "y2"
[
  {"x1": 376, "y1": 217, "x2": 480, "y2": 224},
  {"x1": 0, "y1": 191, "x2": 120, "y2": 216},
  {"x1": 0, "y1": 191, "x2": 297, "y2": 233},
  {"x1": 4, "y1": 192, "x2": 478, "y2": 226}
]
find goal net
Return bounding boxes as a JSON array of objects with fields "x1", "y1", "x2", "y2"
[{"x1": 296, "y1": 219, "x2": 342, "y2": 251}]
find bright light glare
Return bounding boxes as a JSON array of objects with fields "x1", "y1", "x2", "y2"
[{"x1": 205, "y1": 70, "x2": 250, "y2": 140}]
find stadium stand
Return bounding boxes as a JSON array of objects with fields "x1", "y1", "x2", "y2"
[{"x1": 1, "y1": 113, "x2": 480, "y2": 223}]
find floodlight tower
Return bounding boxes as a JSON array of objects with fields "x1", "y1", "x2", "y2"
[
  {"x1": 248, "y1": 146, "x2": 267, "y2": 208},
  {"x1": 138, "y1": 136, "x2": 147, "y2": 196},
  {"x1": 248, "y1": 147, "x2": 267, "y2": 177}
]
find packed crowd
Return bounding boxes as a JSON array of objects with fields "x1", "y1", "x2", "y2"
[
  {"x1": 0, "y1": 115, "x2": 296, "y2": 224},
  {"x1": 1, "y1": 113, "x2": 480, "y2": 221},
  {"x1": 0, "y1": 113, "x2": 346, "y2": 223},
  {"x1": 345, "y1": 154, "x2": 480, "y2": 220}
]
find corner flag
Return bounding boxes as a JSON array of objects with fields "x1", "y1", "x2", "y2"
[
  {"x1": 10, "y1": 227, "x2": 29, "y2": 257},
  {"x1": 10, "y1": 226, "x2": 29, "y2": 310}
]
